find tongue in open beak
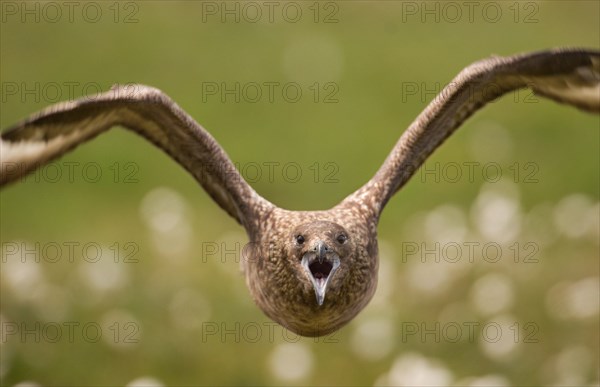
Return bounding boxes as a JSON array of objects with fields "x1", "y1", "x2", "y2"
[{"x1": 301, "y1": 242, "x2": 340, "y2": 306}]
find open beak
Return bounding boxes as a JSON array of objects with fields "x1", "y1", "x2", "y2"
[{"x1": 301, "y1": 241, "x2": 340, "y2": 306}]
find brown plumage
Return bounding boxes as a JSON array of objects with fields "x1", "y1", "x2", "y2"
[{"x1": 1, "y1": 48, "x2": 598, "y2": 336}]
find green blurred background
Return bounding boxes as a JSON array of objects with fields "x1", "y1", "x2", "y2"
[{"x1": 1, "y1": 1, "x2": 598, "y2": 386}]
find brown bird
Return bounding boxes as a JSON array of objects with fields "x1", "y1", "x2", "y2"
[{"x1": 1, "y1": 48, "x2": 598, "y2": 336}]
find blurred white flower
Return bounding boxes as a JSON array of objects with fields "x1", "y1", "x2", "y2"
[
  {"x1": 553, "y1": 345, "x2": 593, "y2": 386},
  {"x1": 351, "y1": 317, "x2": 395, "y2": 361},
  {"x1": 470, "y1": 273, "x2": 514, "y2": 316},
  {"x1": 139, "y1": 187, "x2": 193, "y2": 259},
  {"x1": 478, "y1": 315, "x2": 520, "y2": 360},
  {"x1": 101, "y1": 309, "x2": 141, "y2": 350},
  {"x1": 13, "y1": 382, "x2": 42, "y2": 387},
  {"x1": 126, "y1": 377, "x2": 164, "y2": 387},
  {"x1": 546, "y1": 277, "x2": 600, "y2": 320},
  {"x1": 78, "y1": 253, "x2": 130, "y2": 295},
  {"x1": 388, "y1": 352, "x2": 453, "y2": 386},
  {"x1": 455, "y1": 374, "x2": 511, "y2": 386},
  {"x1": 471, "y1": 180, "x2": 521, "y2": 244},
  {"x1": 425, "y1": 204, "x2": 468, "y2": 244},
  {"x1": 553, "y1": 194, "x2": 597, "y2": 239},
  {"x1": 1, "y1": 242, "x2": 45, "y2": 302},
  {"x1": 140, "y1": 187, "x2": 188, "y2": 233},
  {"x1": 268, "y1": 342, "x2": 314, "y2": 382}
]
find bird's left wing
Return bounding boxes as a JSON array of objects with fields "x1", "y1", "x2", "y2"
[
  {"x1": 341, "y1": 48, "x2": 599, "y2": 218},
  {"x1": 1, "y1": 85, "x2": 273, "y2": 230}
]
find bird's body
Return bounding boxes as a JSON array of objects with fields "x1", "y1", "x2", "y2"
[
  {"x1": 1, "y1": 48, "x2": 598, "y2": 336},
  {"x1": 243, "y1": 204, "x2": 379, "y2": 336}
]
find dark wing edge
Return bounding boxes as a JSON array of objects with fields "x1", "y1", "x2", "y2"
[
  {"x1": 340, "y1": 47, "x2": 600, "y2": 218},
  {"x1": 0, "y1": 84, "x2": 274, "y2": 231}
]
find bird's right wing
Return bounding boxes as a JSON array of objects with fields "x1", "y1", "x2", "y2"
[{"x1": 1, "y1": 84, "x2": 273, "y2": 231}]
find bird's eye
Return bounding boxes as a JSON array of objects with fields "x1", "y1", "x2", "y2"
[
  {"x1": 337, "y1": 234, "x2": 347, "y2": 244},
  {"x1": 296, "y1": 235, "x2": 305, "y2": 245}
]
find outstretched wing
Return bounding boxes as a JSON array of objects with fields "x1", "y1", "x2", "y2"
[
  {"x1": 0, "y1": 84, "x2": 273, "y2": 231},
  {"x1": 342, "y1": 48, "x2": 599, "y2": 217}
]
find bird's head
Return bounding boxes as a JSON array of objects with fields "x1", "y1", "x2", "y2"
[{"x1": 289, "y1": 220, "x2": 354, "y2": 306}]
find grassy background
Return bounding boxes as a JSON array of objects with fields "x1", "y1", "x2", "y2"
[{"x1": 1, "y1": 1, "x2": 598, "y2": 386}]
